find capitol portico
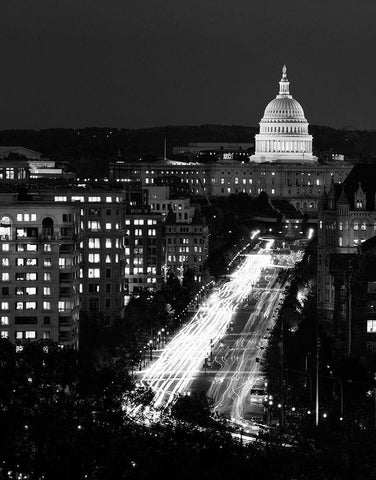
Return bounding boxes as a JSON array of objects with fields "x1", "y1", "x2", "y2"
[{"x1": 252, "y1": 65, "x2": 317, "y2": 163}]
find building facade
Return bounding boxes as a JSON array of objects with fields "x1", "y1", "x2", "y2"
[
  {"x1": 0, "y1": 187, "x2": 81, "y2": 348},
  {"x1": 317, "y1": 165, "x2": 376, "y2": 356},
  {"x1": 164, "y1": 209, "x2": 209, "y2": 284},
  {"x1": 109, "y1": 68, "x2": 351, "y2": 216}
]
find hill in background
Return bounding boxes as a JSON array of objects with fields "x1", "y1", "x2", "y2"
[{"x1": 0, "y1": 124, "x2": 375, "y2": 177}]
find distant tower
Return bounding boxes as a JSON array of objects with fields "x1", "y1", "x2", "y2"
[{"x1": 251, "y1": 65, "x2": 317, "y2": 164}]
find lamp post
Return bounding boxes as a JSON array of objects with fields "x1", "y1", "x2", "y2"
[
  {"x1": 321, "y1": 375, "x2": 344, "y2": 418},
  {"x1": 149, "y1": 340, "x2": 153, "y2": 361}
]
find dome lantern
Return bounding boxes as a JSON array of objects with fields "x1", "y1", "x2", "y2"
[{"x1": 278, "y1": 65, "x2": 291, "y2": 97}]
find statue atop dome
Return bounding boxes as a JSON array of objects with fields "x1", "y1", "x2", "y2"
[{"x1": 282, "y1": 64, "x2": 287, "y2": 78}]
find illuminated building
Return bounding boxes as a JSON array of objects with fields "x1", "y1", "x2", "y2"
[
  {"x1": 164, "y1": 207, "x2": 209, "y2": 284},
  {"x1": 109, "y1": 67, "x2": 351, "y2": 216},
  {"x1": 146, "y1": 186, "x2": 196, "y2": 223},
  {"x1": 252, "y1": 65, "x2": 316, "y2": 163},
  {"x1": 172, "y1": 142, "x2": 253, "y2": 160},
  {"x1": 317, "y1": 165, "x2": 376, "y2": 356},
  {"x1": 0, "y1": 146, "x2": 75, "y2": 181},
  {"x1": 122, "y1": 213, "x2": 163, "y2": 297},
  {"x1": 0, "y1": 185, "x2": 81, "y2": 348}
]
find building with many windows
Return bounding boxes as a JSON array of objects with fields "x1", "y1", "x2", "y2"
[
  {"x1": 317, "y1": 165, "x2": 376, "y2": 356},
  {"x1": 109, "y1": 67, "x2": 350, "y2": 216},
  {"x1": 0, "y1": 185, "x2": 81, "y2": 348},
  {"x1": 0, "y1": 181, "x2": 203, "y2": 346},
  {"x1": 163, "y1": 208, "x2": 209, "y2": 284}
]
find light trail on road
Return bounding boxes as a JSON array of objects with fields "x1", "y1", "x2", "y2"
[
  {"x1": 207, "y1": 248, "x2": 304, "y2": 431},
  {"x1": 140, "y1": 239, "x2": 274, "y2": 407}
]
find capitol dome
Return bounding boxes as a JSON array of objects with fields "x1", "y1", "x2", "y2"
[
  {"x1": 263, "y1": 96, "x2": 306, "y2": 121},
  {"x1": 251, "y1": 65, "x2": 317, "y2": 164}
]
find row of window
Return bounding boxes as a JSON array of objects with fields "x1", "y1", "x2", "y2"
[
  {"x1": 55, "y1": 196, "x2": 121, "y2": 203},
  {"x1": 0, "y1": 301, "x2": 75, "y2": 311},
  {"x1": 88, "y1": 238, "x2": 120, "y2": 248},
  {"x1": 87, "y1": 221, "x2": 120, "y2": 231}
]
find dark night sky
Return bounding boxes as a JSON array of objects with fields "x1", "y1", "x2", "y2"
[{"x1": 1, "y1": 0, "x2": 376, "y2": 130}]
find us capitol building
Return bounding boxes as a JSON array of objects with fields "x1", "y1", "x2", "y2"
[{"x1": 110, "y1": 66, "x2": 351, "y2": 215}]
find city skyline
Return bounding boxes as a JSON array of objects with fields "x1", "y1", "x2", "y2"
[{"x1": 1, "y1": 0, "x2": 376, "y2": 130}]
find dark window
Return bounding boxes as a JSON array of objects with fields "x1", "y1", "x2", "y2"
[
  {"x1": 15, "y1": 316, "x2": 37, "y2": 325},
  {"x1": 88, "y1": 283, "x2": 100, "y2": 293},
  {"x1": 2, "y1": 287, "x2": 9, "y2": 295},
  {"x1": 43, "y1": 316, "x2": 51, "y2": 325},
  {"x1": 105, "y1": 283, "x2": 111, "y2": 293},
  {"x1": 89, "y1": 298, "x2": 99, "y2": 311},
  {"x1": 105, "y1": 268, "x2": 111, "y2": 278}
]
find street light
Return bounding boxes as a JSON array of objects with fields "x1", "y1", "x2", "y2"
[{"x1": 321, "y1": 375, "x2": 344, "y2": 419}]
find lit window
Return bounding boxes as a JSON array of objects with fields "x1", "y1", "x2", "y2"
[
  {"x1": 43, "y1": 243, "x2": 52, "y2": 252},
  {"x1": 148, "y1": 229, "x2": 156, "y2": 236},
  {"x1": 135, "y1": 229, "x2": 142, "y2": 236},
  {"x1": 25, "y1": 331, "x2": 36, "y2": 339},
  {"x1": 1, "y1": 331, "x2": 8, "y2": 338},
  {"x1": 2, "y1": 244, "x2": 9, "y2": 251},
  {"x1": 134, "y1": 219, "x2": 144, "y2": 225},
  {"x1": 43, "y1": 301, "x2": 51, "y2": 310},
  {"x1": 105, "y1": 254, "x2": 111, "y2": 263},
  {"x1": 361, "y1": 222, "x2": 367, "y2": 231},
  {"x1": 1, "y1": 302, "x2": 9, "y2": 310},
  {"x1": 1, "y1": 316, "x2": 9, "y2": 325},
  {"x1": 88, "y1": 268, "x2": 100, "y2": 278},
  {"x1": 2, "y1": 273, "x2": 9, "y2": 281},
  {"x1": 105, "y1": 223, "x2": 112, "y2": 230},
  {"x1": 25, "y1": 302, "x2": 37, "y2": 310},
  {"x1": 367, "y1": 320, "x2": 376, "y2": 333},
  {"x1": 105, "y1": 238, "x2": 112, "y2": 248},
  {"x1": 43, "y1": 287, "x2": 51, "y2": 295},
  {"x1": 88, "y1": 221, "x2": 100, "y2": 231},
  {"x1": 26, "y1": 244, "x2": 37, "y2": 252},
  {"x1": 88, "y1": 253, "x2": 100, "y2": 263},
  {"x1": 339, "y1": 237, "x2": 343, "y2": 246},
  {"x1": 44, "y1": 258, "x2": 52, "y2": 267},
  {"x1": 106, "y1": 196, "x2": 112, "y2": 203},
  {"x1": 89, "y1": 238, "x2": 100, "y2": 248},
  {"x1": 54, "y1": 196, "x2": 67, "y2": 202},
  {"x1": 354, "y1": 222, "x2": 359, "y2": 231},
  {"x1": 71, "y1": 196, "x2": 84, "y2": 202},
  {"x1": 44, "y1": 273, "x2": 51, "y2": 281},
  {"x1": 88, "y1": 196, "x2": 101, "y2": 202}
]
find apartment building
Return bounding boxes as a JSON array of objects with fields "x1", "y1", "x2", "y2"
[
  {"x1": 0, "y1": 185, "x2": 81, "y2": 348},
  {"x1": 164, "y1": 208, "x2": 209, "y2": 283},
  {"x1": 122, "y1": 213, "x2": 163, "y2": 297}
]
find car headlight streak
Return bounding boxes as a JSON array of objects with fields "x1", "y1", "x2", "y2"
[{"x1": 141, "y1": 240, "x2": 275, "y2": 407}]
